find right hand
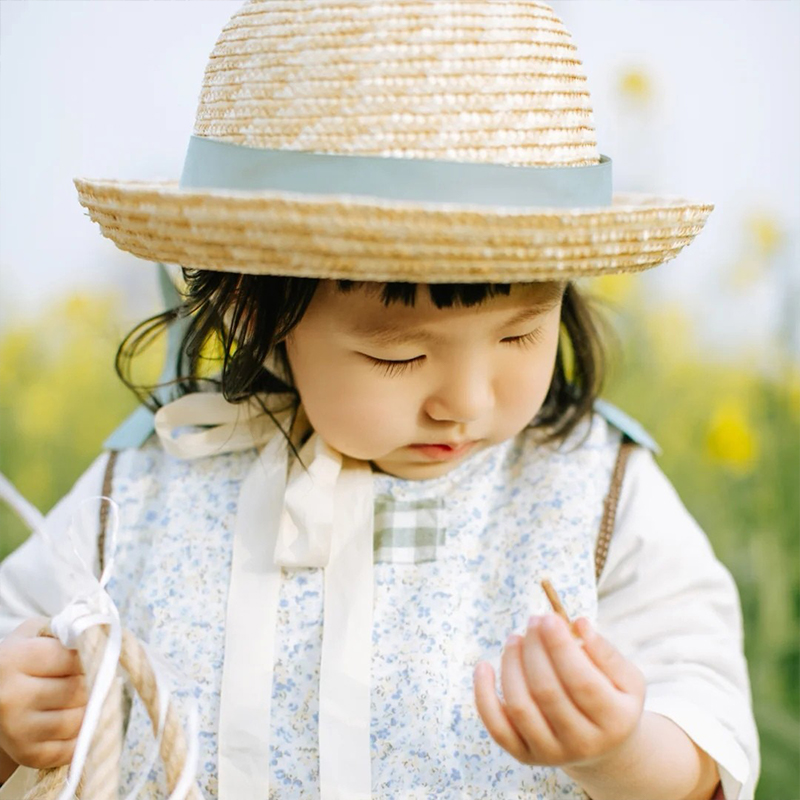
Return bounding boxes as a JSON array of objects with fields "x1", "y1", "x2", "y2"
[{"x1": 0, "y1": 617, "x2": 87, "y2": 773}]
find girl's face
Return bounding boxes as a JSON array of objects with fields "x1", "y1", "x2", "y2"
[{"x1": 285, "y1": 280, "x2": 564, "y2": 480}]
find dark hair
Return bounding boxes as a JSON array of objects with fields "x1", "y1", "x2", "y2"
[{"x1": 116, "y1": 272, "x2": 612, "y2": 448}]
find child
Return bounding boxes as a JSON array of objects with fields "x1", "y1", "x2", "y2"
[{"x1": 0, "y1": 1, "x2": 758, "y2": 798}]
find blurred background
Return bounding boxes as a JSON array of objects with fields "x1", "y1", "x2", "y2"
[{"x1": 1, "y1": 1, "x2": 798, "y2": 796}]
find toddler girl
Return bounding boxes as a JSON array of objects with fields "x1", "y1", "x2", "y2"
[{"x1": 0, "y1": 1, "x2": 758, "y2": 798}]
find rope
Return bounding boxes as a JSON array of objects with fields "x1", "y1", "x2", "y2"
[{"x1": 25, "y1": 624, "x2": 200, "y2": 799}]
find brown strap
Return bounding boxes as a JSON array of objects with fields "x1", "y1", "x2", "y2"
[
  {"x1": 595, "y1": 437, "x2": 637, "y2": 582},
  {"x1": 97, "y1": 451, "x2": 119, "y2": 574}
]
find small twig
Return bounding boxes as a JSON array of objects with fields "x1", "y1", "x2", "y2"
[{"x1": 540, "y1": 578, "x2": 581, "y2": 638}]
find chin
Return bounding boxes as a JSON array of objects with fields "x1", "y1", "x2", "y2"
[{"x1": 372, "y1": 462, "x2": 454, "y2": 480}]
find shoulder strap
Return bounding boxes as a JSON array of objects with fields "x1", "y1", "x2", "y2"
[
  {"x1": 593, "y1": 399, "x2": 660, "y2": 454},
  {"x1": 595, "y1": 436, "x2": 637, "y2": 582},
  {"x1": 97, "y1": 451, "x2": 119, "y2": 574}
]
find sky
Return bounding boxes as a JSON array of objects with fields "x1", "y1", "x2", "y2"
[{"x1": 0, "y1": 0, "x2": 798, "y2": 364}]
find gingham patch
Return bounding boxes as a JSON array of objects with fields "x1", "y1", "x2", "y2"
[{"x1": 373, "y1": 495, "x2": 446, "y2": 564}]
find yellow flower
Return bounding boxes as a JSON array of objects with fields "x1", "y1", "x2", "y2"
[
  {"x1": 591, "y1": 273, "x2": 638, "y2": 306},
  {"x1": 196, "y1": 330, "x2": 227, "y2": 378},
  {"x1": 747, "y1": 212, "x2": 783, "y2": 258},
  {"x1": 788, "y1": 370, "x2": 800, "y2": 416},
  {"x1": 18, "y1": 382, "x2": 62, "y2": 439},
  {"x1": 618, "y1": 67, "x2": 653, "y2": 105},
  {"x1": 704, "y1": 399, "x2": 759, "y2": 474}
]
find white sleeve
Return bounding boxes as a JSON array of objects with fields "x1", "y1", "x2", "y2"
[
  {"x1": 596, "y1": 447, "x2": 759, "y2": 800},
  {"x1": 0, "y1": 453, "x2": 110, "y2": 641}
]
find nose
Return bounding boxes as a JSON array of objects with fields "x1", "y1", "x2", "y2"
[{"x1": 423, "y1": 361, "x2": 494, "y2": 424}]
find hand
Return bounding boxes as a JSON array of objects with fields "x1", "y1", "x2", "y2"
[
  {"x1": 473, "y1": 613, "x2": 645, "y2": 768},
  {"x1": 0, "y1": 617, "x2": 87, "y2": 772}
]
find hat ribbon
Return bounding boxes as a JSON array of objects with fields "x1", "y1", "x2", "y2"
[
  {"x1": 179, "y1": 134, "x2": 613, "y2": 208},
  {"x1": 154, "y1": 392, "x2": 375, "y2": 799}
]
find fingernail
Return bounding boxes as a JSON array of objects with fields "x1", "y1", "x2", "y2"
[
  {"x1": 541, "y1": 614, "x2": 564, "y2": 633},
  {"x1": 505, "y1": 633, "x2": 520, "y2": 647},
  {"x1": 527, "y1": 615, "x2": 541, "y2": 630},
  {"x1": 574, "y1": 617, "x2": 593, "y2": 640}
]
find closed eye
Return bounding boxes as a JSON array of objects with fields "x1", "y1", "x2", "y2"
[
  {"x1": 364, "y1": 354, "x2": 425, "y2": 377},
  {"x1": 362, "y1": 327, "x2": 544, "y2": 377},
  {"x1": 502, "y1": 328, "x2": 544, "y2": 348}
]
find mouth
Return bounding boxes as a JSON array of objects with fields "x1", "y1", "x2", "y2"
[{"x1": 407, "y1": 441, "x2": 477, "y2": 461}]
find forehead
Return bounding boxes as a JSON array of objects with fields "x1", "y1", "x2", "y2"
[{"x1": 307, "y1": 281, "x2": 564, "y2": 345}]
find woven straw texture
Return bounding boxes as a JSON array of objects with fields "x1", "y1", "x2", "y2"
[{"x1": 74, "y1": 0, "x2": 713, "y2": 282}]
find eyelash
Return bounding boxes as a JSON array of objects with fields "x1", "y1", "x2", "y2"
[{"x1": 365, "y1": 328, "x2": 545, "y2": 377}]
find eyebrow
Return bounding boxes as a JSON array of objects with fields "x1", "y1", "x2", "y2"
[{"x1": 347, "y1": 292, "x2": 562, "y2": 347}]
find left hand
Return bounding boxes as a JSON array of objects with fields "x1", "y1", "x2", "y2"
[{"x1": 473, "y1": 613, "x2": 646, "y2": 768}]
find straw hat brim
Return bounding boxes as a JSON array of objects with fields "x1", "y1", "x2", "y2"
[{"x1": 74, "y1": 178, "x2": 712, "y2": 283}]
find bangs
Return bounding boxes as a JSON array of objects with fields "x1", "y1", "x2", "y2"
[{"x1": 335, "y1": 280, "x2": 513, "y2": 309}]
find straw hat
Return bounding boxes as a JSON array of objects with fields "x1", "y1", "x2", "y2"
[{"x1": 74, "y1": 0, "x2": 713, "y2": 283}]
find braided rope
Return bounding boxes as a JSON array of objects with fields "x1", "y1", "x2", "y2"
[
  {"x1": 76, "y1": 628, "x2": 122, "y2": 800},
  {"x1": 23, "y1": 765, "x2": 72, "y2": 800},
  {"x1": 26, "y1": 625, "x2": 200, "y2": 800},
  {"x1": 118, "y1": 630, "x2": 202, "y2": 800}
]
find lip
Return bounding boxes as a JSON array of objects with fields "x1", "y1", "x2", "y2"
[{"x1": 407, "y1": 441, "x2": 477, "y2": 461}]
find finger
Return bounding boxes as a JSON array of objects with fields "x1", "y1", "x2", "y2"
[
  {"x1": 500, "y1": 634, "x2": 559, "y2": 759},
  {"x1": 23, "y1": 674, "x2": 89, "y2": 711},
  {"x1": 29, "y1": 707, "x2": 86, "y2": 742},
  {"x1": 473, "y1": 659, "x2": 530, "y2": 762},
  {"x1": 537, "y1": 614, "x2": 620, "y2": 725},
  {"x1": 16, "y1": 739, "x2": 76, "y2": 771},
  {"x1": 19, "y1": 639, "x2": 83, "y2": 678},
  {"x1": 573, "y1": 618, "x2": 646, "y2": 697},
  {"x1": 523, "y1": 616, "x2": 599, "y2": 745},
  {"x1": 6, "y1": 617, "x2": 51, "y2": 640}
]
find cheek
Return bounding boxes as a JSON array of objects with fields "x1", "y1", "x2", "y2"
[
  {"x1": 499, "y1": 364, "x2": 550, "y2": 416},
  {"x1": 497, "y1": 335, "x2": 559, "y2": 423},
  {"x1": 288, "y1": 346, "x2": 408, "y2": 453}
]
